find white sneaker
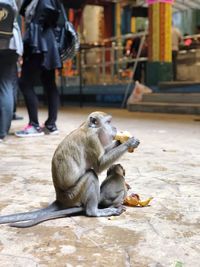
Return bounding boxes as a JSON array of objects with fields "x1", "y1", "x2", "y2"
[{"x1": 15, "y1": 125, "x2": 44, "y2": 137}]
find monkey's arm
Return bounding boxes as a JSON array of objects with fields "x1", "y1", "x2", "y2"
[
  {"x1": 95, "y1": 138, "x2": 140, "y2": 173},
  {"x1": 104, "y1": 140, "x2": 120, "y2": 153}
]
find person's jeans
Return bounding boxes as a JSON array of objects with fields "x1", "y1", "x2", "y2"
[
  {"x1": 19, "y1": 54, "x2": 59, "y2": 127},
  {"x1": 0, "y1": 50, "x2": 18, "y2": 139},
  {"x1": 12, "y1": 64, "x2": 19, "y2": 115}
]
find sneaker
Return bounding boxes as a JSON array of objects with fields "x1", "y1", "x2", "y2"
[
  {"x1": 43, "y1": 124, "x2": 59, "y2": 135},
  {"x1": 15, "y1": 125, "x2": 44, "y2": 137}
]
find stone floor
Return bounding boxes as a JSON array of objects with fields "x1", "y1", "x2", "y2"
[{"x1": 0, "y1": 107, "x2": 199, "y2": 267}]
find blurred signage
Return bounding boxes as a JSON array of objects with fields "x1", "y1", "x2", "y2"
[{"x1": 147, "y1": 0, "x2": 174, "y2": 4}]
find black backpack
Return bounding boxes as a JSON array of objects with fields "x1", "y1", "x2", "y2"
[{"x1": 0, "y1": 1, "x2": 15, "y2": 49}]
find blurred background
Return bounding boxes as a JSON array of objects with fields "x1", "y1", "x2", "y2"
[{"x1": 17, "y1": 0, "x2": 200, "y2": 114}]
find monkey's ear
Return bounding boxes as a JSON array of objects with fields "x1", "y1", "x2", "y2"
[{"x1": 89, "y1": 116, "x2": 99, "y2": 128}]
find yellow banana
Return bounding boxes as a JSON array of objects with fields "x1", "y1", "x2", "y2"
[
  {"x1": 138, "y1": 197, "x2": 153, "y2": 207},
  {"x1": 115, "y1": 131, "x2": 134, "y2": 153}
]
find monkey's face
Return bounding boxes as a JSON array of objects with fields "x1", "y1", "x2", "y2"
[
  {"x1": 107, "y1": 164, "x2": 125, "y2": 177},
  {"x1": 88, "y1": 112, "x2": 117, "y2": 147}
]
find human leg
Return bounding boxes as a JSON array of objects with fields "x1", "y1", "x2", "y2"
[
  {"x1": 172, "y1": 51, "x2": 178, "y2": 81},
  {"x1": 19, "y1": 56, "x2": 41, "y2": 126},
  {"x1": 41, "y1": 68, "x2": 60, "y2": 134},
  {"x1": 0, "y1": 51, "x2": 17, "y2": 139},
  {"x1": 133, "y1": 62, "x2": 142, "y2": 82},
  {"x1": 15, "y1": 55, "x2": 44, "y2": 137},
  {"x1": 12, "y1": 64, "x2": 23, "y2": 120},
  {"x1": 12, "y1": 64, "x2": 18, "y2": 115}
]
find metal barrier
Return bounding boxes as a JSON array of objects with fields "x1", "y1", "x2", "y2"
[
  {"x1": 77, "y1": 32, "x2": 200, "y2": 85},
  {"x1": 62, "y1": 32, "x2": 148, "y2": 87},
  {"x1": 57, "y1": 32, "x2": 148, "y2": 107},
  {"x1": 76, "y1": 32, "x2": 200, "y2": 85},
  {"x1": 57, "y1": 32, "x2": 200, "y2": 107}
]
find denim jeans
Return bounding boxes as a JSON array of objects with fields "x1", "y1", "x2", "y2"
[{"x1": 0, "y1": 50, "x2": 18, "y2": 139}]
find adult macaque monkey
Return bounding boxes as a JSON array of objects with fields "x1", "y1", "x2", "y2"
[
  {"x1": 99, "y1": 164, "x2": 130, "y2": 208},
  {"x1": 0, "y1": 111, "x2": 140, "y2": 228}
]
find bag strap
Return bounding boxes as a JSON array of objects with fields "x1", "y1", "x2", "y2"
[{"x1": 60, "y1": 3, "x2": 68, "y2": 23}]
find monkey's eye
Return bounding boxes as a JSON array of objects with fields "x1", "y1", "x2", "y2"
[
  {"x1": 89, "y1": 116, "x2": 98, "y2": 127},
  {"x1": 92, "y1": 118, "x2": 98, "y2": 124}
]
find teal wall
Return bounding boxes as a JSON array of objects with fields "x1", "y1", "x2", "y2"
[
  {"x1": 121, "y1": 7, "x2": 200, "y2": 36},
  {"x1": 136, "y1": 17, "x2": 147, "y2": 31},
  {"x1": 121, "y1": 6, "x2": 131, "y2": 34},
  {"x1": 173, "y1": 9, "x2": 200, "y2": 35}
]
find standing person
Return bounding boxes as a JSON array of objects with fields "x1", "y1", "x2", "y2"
[
  {"x1": 12, "y1": 62, "x2": 24, "y2": 120},
  {"x1": 15, "y1": 0, "x2": 62, "y2": 137},
  {"x1": 172, "y1": 24, "x2": 182, "y2": 81},
  {"x1": 130, "y1": 31, "x2": 148, "y2": 83},
  {"x1": 0, "y1": 0, "x2": 23, "y2": 142}
]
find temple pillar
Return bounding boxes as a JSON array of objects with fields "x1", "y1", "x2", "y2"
[
  {"x1": 146, "y1": 0, "x2": 174, "y2": 86},
  {"x1": 115, "y1": 2, "x2": 122, "y2": 43},
  {"x1": 131, "y1": 17, "x2": 136, "y2": 33}
]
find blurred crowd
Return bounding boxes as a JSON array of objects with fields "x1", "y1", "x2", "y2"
[{"x1": 0, "y1": 0, "x2": 63, "y2": 142}]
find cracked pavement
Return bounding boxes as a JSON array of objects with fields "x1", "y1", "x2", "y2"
[{"x1": 0, "y1": 107, "x2": 199, "y2": 267}]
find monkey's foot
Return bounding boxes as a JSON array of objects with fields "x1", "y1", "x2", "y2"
[
  {"x1": 88, "y1": 206, "x2": 125, "y2": 217},
  {"x1": 112, "y1": 205, "x2": 126, "y2": 216}
]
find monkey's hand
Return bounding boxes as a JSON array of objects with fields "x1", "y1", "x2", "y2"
[
  {"x1": 115, "y1": 131, "x2": 139, "y2": 153},
  {"x1": 125, "y1": 137, "x2": 140, "y2": 150}
]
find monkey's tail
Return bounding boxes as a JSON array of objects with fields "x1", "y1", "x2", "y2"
[
  {"x1": 0, "y1": 201, "x2": 59, "y2": 224},
  {"x1": 10, "y1": 207, "x2": 84, "y2": 228}
]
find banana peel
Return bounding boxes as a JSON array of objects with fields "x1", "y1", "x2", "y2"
[
  {"x1": 138, "y1": 198, "x2": 153, "y2": 207},
  {"x1": 124, "y1": 193, "x2": 153, "y2": 207}
]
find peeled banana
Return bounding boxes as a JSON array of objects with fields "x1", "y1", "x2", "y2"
[{"x1": 114, "y1": 131, "x2": 134, "y2": 153}]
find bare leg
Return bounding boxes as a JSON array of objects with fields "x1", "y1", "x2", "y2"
[
  {"x1": 82, "y1": 172, "x2": 124, "y2": 217},
  {"x1": 99, "y1": 191, "x2": 125, "y2": 208}
]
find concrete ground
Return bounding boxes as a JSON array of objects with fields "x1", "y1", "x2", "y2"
[{"x1": 0, "y1": 107, "x2": 199, "y2": 267}]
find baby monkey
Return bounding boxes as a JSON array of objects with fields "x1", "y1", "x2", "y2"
[{"x1": 99, "y1": 164, "x2": 130, "y2": 208}]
